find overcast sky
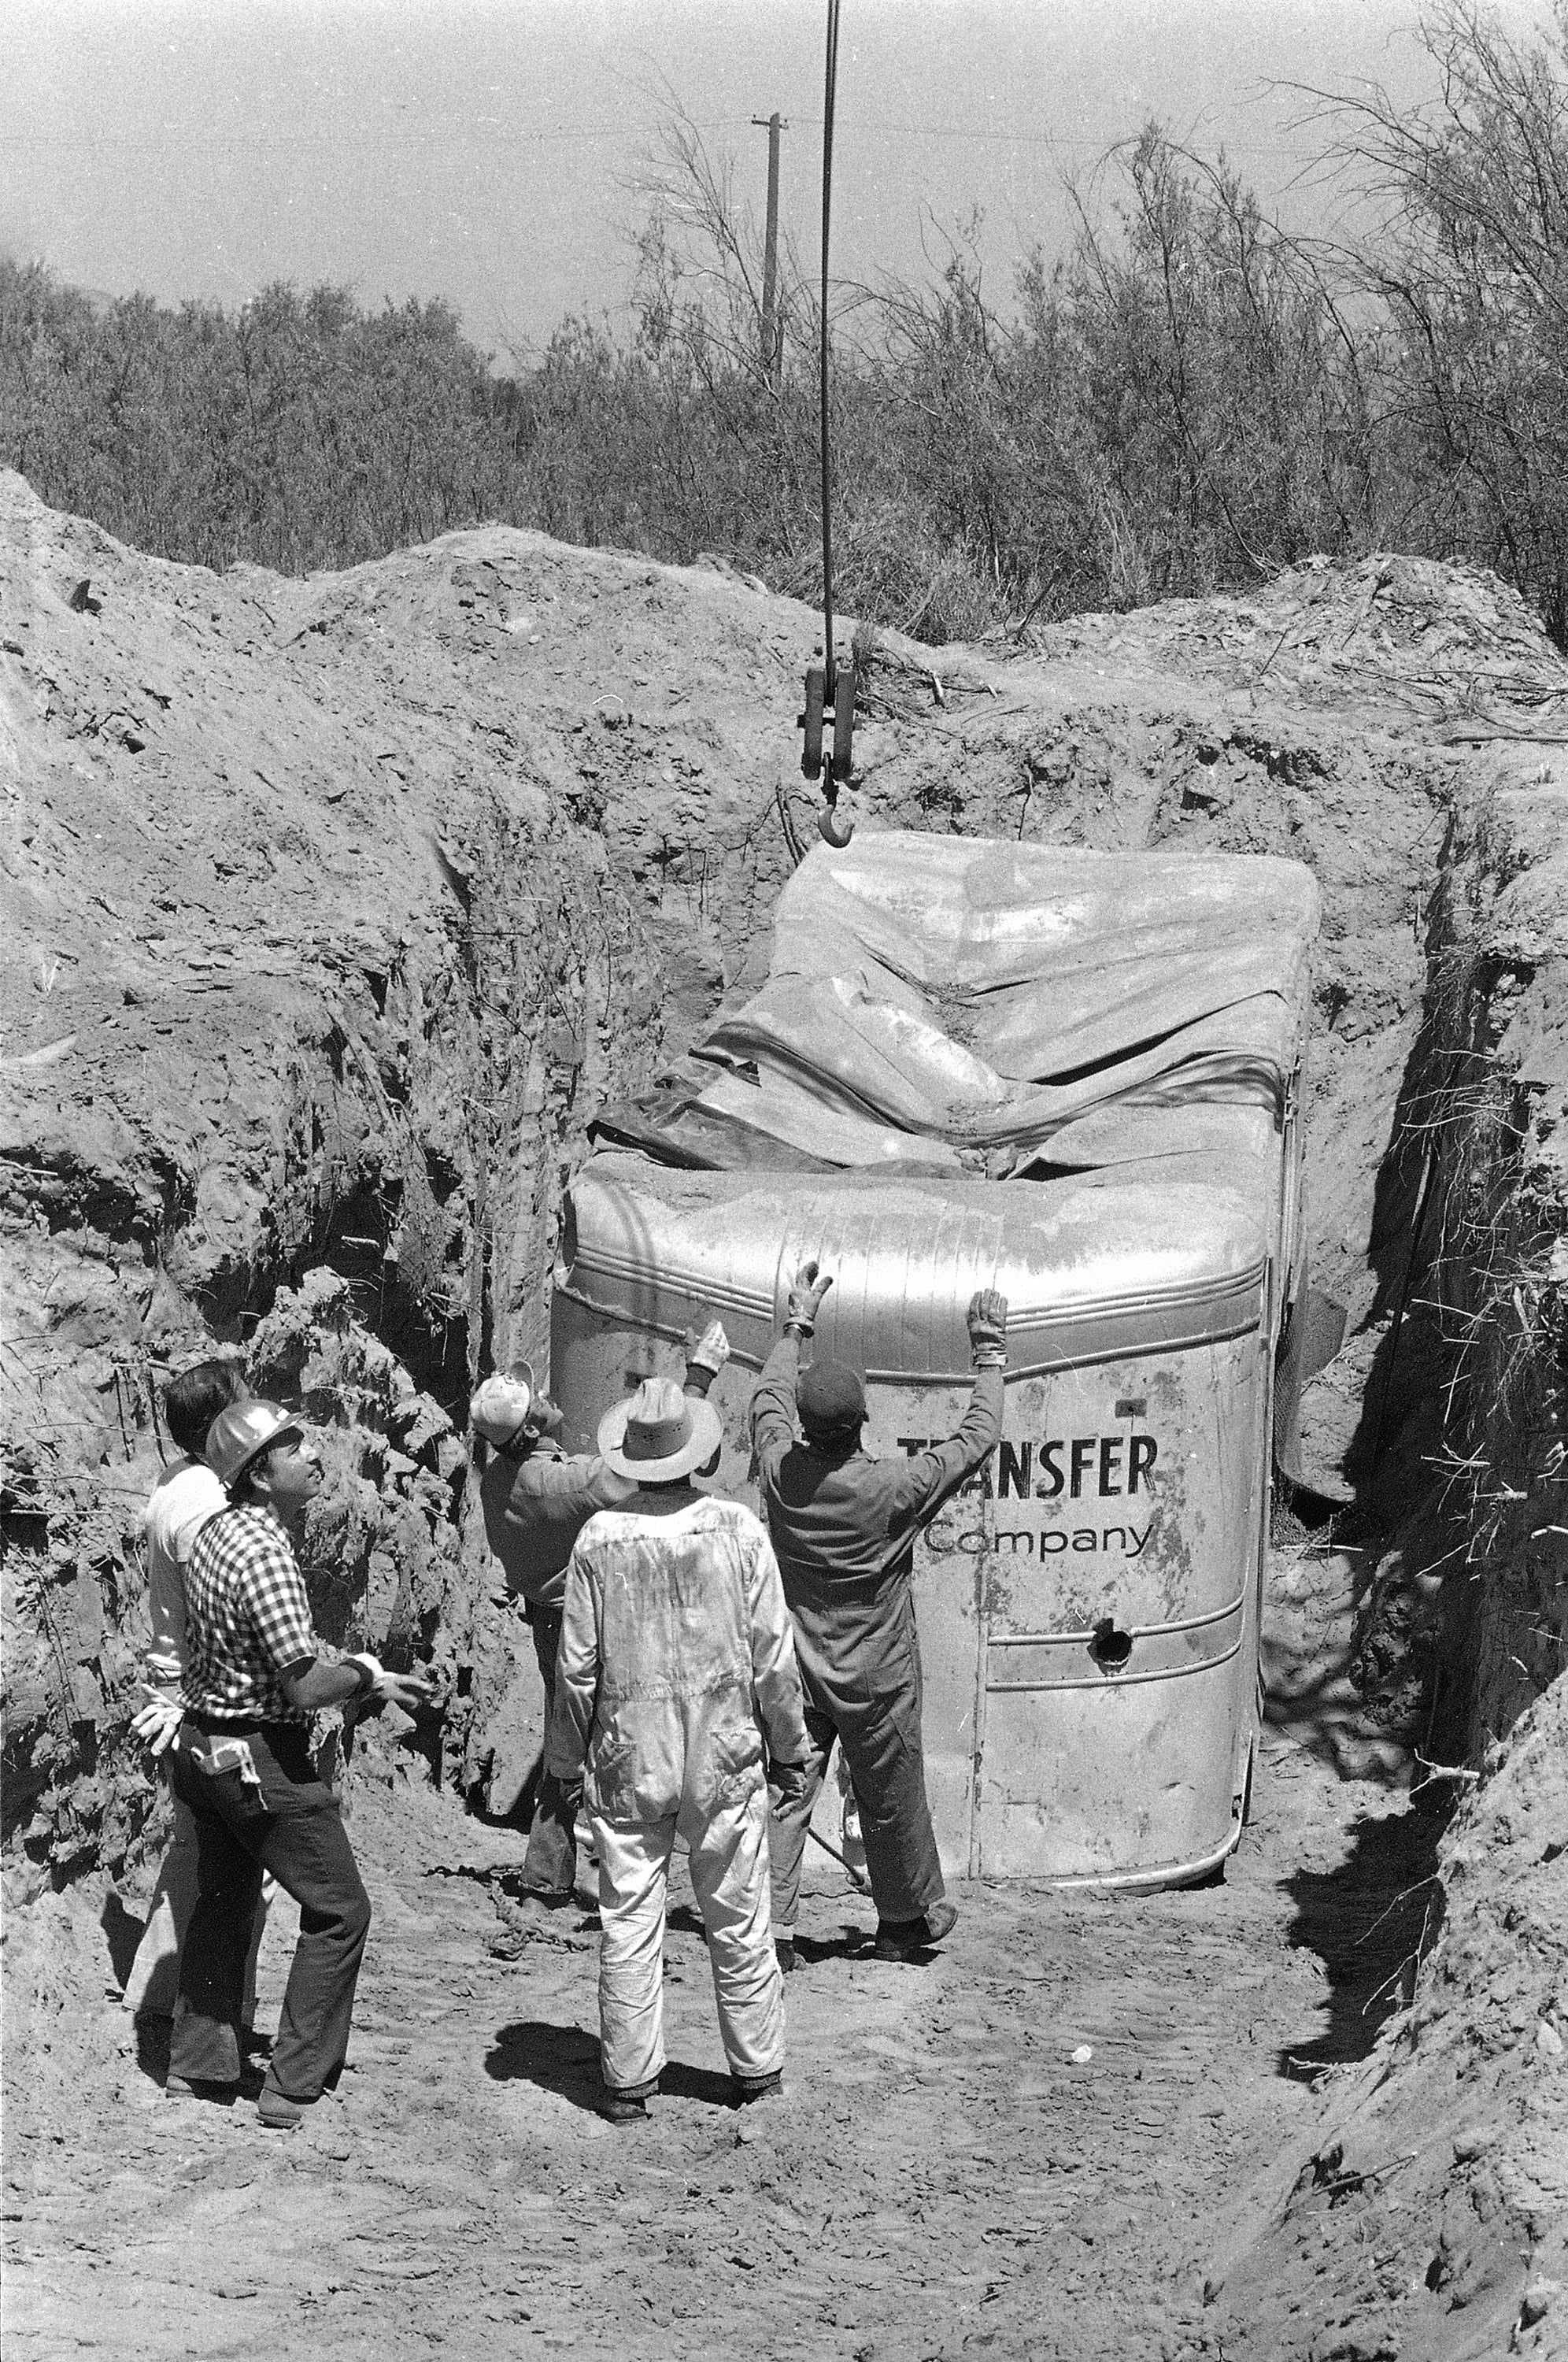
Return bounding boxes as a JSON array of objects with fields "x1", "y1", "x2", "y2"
[{"x1": 2, "y1": 1, "x2": 1556, "y2": 361}]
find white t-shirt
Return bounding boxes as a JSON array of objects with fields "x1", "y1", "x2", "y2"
[{"x1": 142, "y1": 1458, "x2": 227, "y2": 1686}]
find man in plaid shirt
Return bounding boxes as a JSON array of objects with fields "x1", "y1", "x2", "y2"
[{"x1": 167, "y1": 1400, "x2": 430, "y2": 2130}]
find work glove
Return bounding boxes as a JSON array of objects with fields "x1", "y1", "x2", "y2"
[
  {"x1": 683, "y1": 1318, "x2": 730, "y2": 1398},
  {"x1": 771, "y1": 1760, "x2": 810, "y2": 1809},
  {"x1": 786, "y1": 1261, "x2": 833, "y2": 1337},
  {"x1": 131, "y1": 1686, "x2": 184, "y2": 1758},
  {"x1": 347, "y1": 1653, "x2": 437, "y2": 1712},
  {"x1": 967, "y1": 1288, "x2": 1009, "y2": 1368},
  {"x1": 527, "y1": 1394, "x2": 567, "y2": 1439}
]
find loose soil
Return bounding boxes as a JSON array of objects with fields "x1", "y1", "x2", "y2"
[
  {"x1": 0, "y1": 1691, "x2": 1447, "y2": 2362},
  {"x1": 4, "y1": 480, "x2": 1566, "y2": 2358},
  {"x1": 5, "y1": 1562, "x2": 1564, "y2": 2362}
]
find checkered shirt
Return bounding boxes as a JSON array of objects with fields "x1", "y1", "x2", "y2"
[{"x1": 181, "y1": 1501, "x2": 317, "y2": 1725}]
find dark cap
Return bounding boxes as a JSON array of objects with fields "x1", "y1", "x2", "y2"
[{"x1": 797, "y1": 1358, "x2": 866, "y2": 1438}]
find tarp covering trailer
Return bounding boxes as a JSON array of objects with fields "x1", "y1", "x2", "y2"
[{"x1": 553, "y1": 834, "x2": 1320, "y2": 1887}]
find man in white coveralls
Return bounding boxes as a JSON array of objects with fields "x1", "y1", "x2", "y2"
[{"x1": 547, "y1": 1375, "x2": 811, "y2": 2123}]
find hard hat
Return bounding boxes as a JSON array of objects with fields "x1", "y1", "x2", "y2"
[
  {"x1": 469, "y1": 1361, "x2": 536, "y2": 1447},
  {"x1": 205, "y1": 1399, "x2": 304, "y2": 1491}
]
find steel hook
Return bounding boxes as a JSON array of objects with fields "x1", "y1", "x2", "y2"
[{"x1": 818, "y1": 794, "x2": 854, "y2": 848}]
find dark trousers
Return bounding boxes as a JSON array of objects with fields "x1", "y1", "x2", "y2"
[
  {"x1": 168, "y1": 1723, "x2": 371, "y2": 2103},
  {"x1": 522, "y1": 1607, "x2": 580, "y2": 1894},
  {"x1": 768, "y1": 1653, "x2": 945, "y2": 1931}
]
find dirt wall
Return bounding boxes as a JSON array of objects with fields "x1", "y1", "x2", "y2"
[
  {"x1": 1211, "y1": 1670, "x2": 1568, "y2": 2362},
  {"x1": 5, "y1": 477, "x2": 1566, "y2": 1899},
  {"x1": 1366, "y1": 770, "x2": 1568, "y2": 1764}
]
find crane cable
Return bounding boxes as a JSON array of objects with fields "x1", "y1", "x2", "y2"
[
  {"x1": 797, "y1": 0, "x2": 854, "y2": 846},
  {"x1": 819, "y1": 0, "x2": 841, "y2": 698}
]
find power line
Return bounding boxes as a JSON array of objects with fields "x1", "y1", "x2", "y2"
[
  {"x1": 0, "y1": 121, "x2": 741, "y2": 150},
  {"x1": 0, "y1": 123, "x2": 1331, "y2": 160}
]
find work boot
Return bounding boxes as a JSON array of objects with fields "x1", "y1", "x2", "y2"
[
  {"x1": 256, "y1": 2087, "x2": 307, "y2": 2132},
  {"x1": 732, "y1": 2070, "x2": 783, "y2": 2106},
  {"x1": 775, "y1": 1937, "x2": 800, "y2": 1974},
  {"x1": 164, "y1": 2074, "x2": 239, "y2": 2108},
  {"x1": 872, "y1": 1898, "x2": 959, "y2": 1960},
  {"x1": 598, "y1": 2077, "x2": 657, "y2": 2123}
]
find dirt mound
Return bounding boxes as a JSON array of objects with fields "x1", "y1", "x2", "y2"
[
  {"x1": 1030, "y1": 550, "x2": 1568, "y2": 723},
  {"x1": 6, "y1": 467, "x2": 1568, "y2": 1860},
  {"x1": 4, "y1": 474, "x2": 1568, "y2": 2356}
]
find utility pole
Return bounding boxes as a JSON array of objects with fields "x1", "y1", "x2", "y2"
[{"x1": 751, "y1": 110, "x2": 787, "y2": 391}]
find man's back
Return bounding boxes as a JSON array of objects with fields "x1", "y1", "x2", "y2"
[
  {"x1": 752, "y1": 1336, "x2": 1004, "y2": 1658},
  {"x1": 479, "y1": 1437, "x2": 632, "y2": 1611},
  {"x1": 554, "y1": 1494, "x2": 805, "y2": 1823},
  {"x1": 762, "y1": 1442, "x2": 930, "y2": 1617},
  {"x1": 585, "y1": 1496, "x2": 761, "y2": 1696},
  {"x1": 142, "y1": 1457, "x2": 227, "y2": 1685}
]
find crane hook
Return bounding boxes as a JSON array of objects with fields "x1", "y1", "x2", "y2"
[
  {"x1": 818, "y1": 786, "x2": 854, "y2": 848},
  {"x1": 799, "y1": 656, "x2": 856, "y2": 845}
]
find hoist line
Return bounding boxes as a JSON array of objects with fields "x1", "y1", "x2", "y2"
[{"x1": 819, "y1": 0, "x2": 841, "y2": 699}]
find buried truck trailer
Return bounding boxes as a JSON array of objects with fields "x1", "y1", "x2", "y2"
[{"x1": 552, "y1": 832, "x2": 1321, "y2": 1888}]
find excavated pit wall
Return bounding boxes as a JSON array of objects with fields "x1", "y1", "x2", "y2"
[
  {"x1": 1, "y1": 768, "x2": 663, "y2": 1887},
  {"x1": 3, "y1": 474, "x2": 1566, "y2": 1902},
  {"x1": 1414, "y1": 777, "x2": 1568, "y2": 1759}
]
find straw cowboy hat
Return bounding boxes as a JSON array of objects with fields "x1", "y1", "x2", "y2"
[
  {"x1": 597, "y1": 1376, "x2": 723, "y2": 1482},
  {"x1": 468, "y1": 1360, "x2": 538, "y2": 1447}
]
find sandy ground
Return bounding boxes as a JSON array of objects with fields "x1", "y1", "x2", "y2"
[
  {"x1": 2, "y1": 1598, "x2": 1442, "y2": 2362},
  {"x1": 6, "y1": 487, "x2": 1565, "y2": 2360}
]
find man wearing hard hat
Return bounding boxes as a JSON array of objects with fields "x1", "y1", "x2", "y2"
[
  {"x1": 164, "y1": 1400, "x2": 431, "y2": 2131},
  {"x1": 751, "y1": 1265, "x2": 1008, "y2": 1967},
  {"x1": 546, "y1": 1375, "x2": 809, "y2": 2122},
  {"x1": 124, "y1": 1359, "x2": 272, "y2": 2028},
  {"x1": 471, "y1": 1323, "x2": 730, "y2": 1901}
]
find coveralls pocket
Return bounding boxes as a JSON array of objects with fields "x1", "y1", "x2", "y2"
[
  {"x1": 586, "y1": 1731, "x2": 639, "y2": 1821},
  {"x1": 704, "y1": 1725, "x2": 764, "y2": 1811}
]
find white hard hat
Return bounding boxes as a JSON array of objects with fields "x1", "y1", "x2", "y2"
[
  {"x1": 469, "y1": 1362, "x2": 537, "y2": 1447},
  {"x1": 205, "y1": 1399, "x2": 303, "y2": 1491}
]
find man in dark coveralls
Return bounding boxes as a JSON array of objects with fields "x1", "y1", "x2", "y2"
[
  {"x1": 751, "y1": 1264, "x2": 1008, "y2": 1964},
  {"x1": 475, "y1": 1324, "x2": 730, "y2": 1899}
]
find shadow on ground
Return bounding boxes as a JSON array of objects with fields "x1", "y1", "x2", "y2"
[
  {"x1": 100, "y1": 1890, "x2": 142, "y2": 1994},
  {"x1": 1275, "y1": 1792, "x2": 1447, "y2": 2079},
  {"x1": 794, "y1": 1926, "x2": 875, "y2": 1967},
  {"x1": 484, "y1": 2019, "x2": 735, "y2": 2114}
]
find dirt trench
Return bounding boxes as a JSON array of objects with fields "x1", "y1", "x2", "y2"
[
  {"x1": 3, "y1": 487, "x2": 1567, "y2": 2357},
  {"x1": 2, "y1": 1694, "x2": 1561, "y2": 2362}
]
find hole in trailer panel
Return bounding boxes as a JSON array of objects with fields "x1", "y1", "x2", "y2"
[{"x1": 1089, "y1": 1616, "x2": 1133, "y2": 1672}]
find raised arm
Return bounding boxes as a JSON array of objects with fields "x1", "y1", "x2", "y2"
[
  {"x1": 750, "y1": 1333, "x2": 802, "y2": 1484},
  {"x1": 749, "y1": 1264, "x2": 833, "y2": 1483},
  {"x1": 889, "y1": 1290, "x2": 1009, "y2": 1523}
]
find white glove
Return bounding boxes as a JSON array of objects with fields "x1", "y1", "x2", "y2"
[
  {"x1": 685, "y1": 1319, "x2": 730, "y2": 1396},
  {"x1": 131, "y1": 1688, "x2": 184, "y2": 1758},
  {"x1": 348, "y1": 1653, "x2": 435, "y2": 1711},
  {"x1": 786, "y1": 1262, "x2": 833, "y2": 1336}
]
